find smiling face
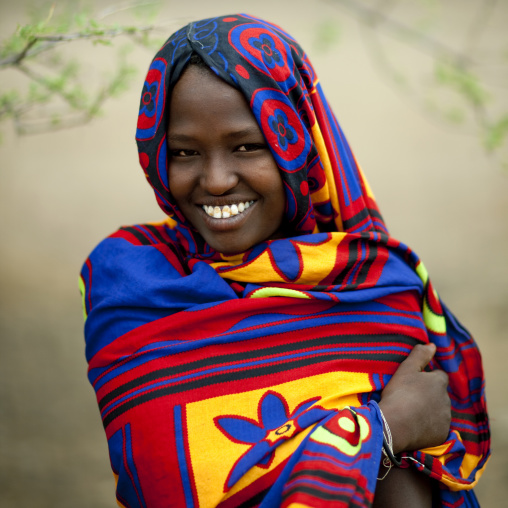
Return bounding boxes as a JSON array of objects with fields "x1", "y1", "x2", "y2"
[{"x1": 167, "y1": 65, "x2": 286, "y2": 254}]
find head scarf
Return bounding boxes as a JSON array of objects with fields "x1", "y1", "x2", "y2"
[{"x1": 136, "y1": 14, "x2": 385, "y2": 257}]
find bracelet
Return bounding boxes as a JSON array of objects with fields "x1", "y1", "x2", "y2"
[
  {"x1": 376, "y1": 403, "x2": 402, "y2": 480},
  {"x1": 382, "y1": 433, "x2": 403, "y2": 467}
]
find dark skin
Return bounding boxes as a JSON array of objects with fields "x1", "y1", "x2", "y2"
[
  {"x1": 373, "y1": 467, "x2": 435, "y2": 508},
  {"x1": 168, "y1": 64, "x2": 452, "y2": 505},
  {"x1": 376, "y1": 343, "x2": 450, "y2": 506}
]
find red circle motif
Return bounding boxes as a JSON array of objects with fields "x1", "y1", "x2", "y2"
[
  {"x1": 238, "y1": 27, "x2": 291, "y2": 82},
  {"x1": 259, "y1": 99, "x2": 305, "y2": 163}
]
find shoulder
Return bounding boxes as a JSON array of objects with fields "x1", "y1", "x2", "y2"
[
  {"x1": 108, "y1": 221, "x2": 180, "y2": 248},
  {"x1": 83, "y1": 219, "x2": 186, "y2": 277},
  {"x1": 79, "y1": 221, "x2": 190, "y2": 359},
  {"x1": 79, "y1": 220, "x2": 188, "y2": 313}
]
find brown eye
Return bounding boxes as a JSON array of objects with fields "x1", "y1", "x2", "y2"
[
  {"x1": 237, "y1": 144, "x2": 265, "y2": 152},
  {"x1": 170, "y1": 149, "x2": 198, "y2": 157}
]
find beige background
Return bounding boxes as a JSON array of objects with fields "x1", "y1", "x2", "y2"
[{"x1": 1, "y1": 1, "x2": 506, "y2": 506}]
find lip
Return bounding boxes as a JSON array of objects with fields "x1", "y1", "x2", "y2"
[{"x1": 198, "y1": 200, "x2": 257, "y2": 232}]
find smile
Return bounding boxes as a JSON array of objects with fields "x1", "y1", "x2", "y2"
[{"x1": 202, "y1": 201, "x2": 255, "y2": 219}]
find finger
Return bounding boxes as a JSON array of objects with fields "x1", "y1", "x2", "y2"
[
  {"x1": 429, "y1": 368, "x2": 449, "y2": 387},
  {"x1": 400, "y1": 343, "x2": 436, "y2": 372}
]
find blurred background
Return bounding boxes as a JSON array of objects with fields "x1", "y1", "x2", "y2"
[{"x1": 0, "y1": 0, "x2": 506, "y2": 506}]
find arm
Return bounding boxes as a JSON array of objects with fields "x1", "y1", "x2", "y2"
[
  {"x1": 374, "y1": 344, "x2": 451, "y2": 507},
  {"x1": 373, "y1": 466, "x2": 435, "y2": 508}
]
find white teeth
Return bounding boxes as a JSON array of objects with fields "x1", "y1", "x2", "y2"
[
  {"x1": 202, "y1": 201, "x2": 254, "y2": 219},
  {"x1": 222, "y1": 205, "x2": 231, "y2": 217}
]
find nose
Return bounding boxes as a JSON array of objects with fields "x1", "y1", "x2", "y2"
[{"x1": 200, "y1": 155, "x2": 239, "y2": 195}]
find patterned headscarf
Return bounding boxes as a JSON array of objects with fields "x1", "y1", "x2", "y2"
[{"x1": 136, "y1": 14, "x2": 385, "y2": 255}]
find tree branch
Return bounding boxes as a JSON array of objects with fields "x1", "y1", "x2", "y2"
[
  {"x1": 324, "y1": 0, "x2": 472, "y2": 65},
  {"x1": 0, "y1": 26, "x2": 154, "y2": 68}
]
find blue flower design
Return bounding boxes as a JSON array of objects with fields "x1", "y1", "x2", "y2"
[
  {"x1": 251, "y1": 33, "x2": 284, "y2": 69},
  {"x1": 269, "y1": 109, "x2": 298, "y2": 151},
  {"x1": 139, "y1": 83, "x2": 157, "y2": 116},
  {"x1": 215, "y1": 391, "x2": 330, "y2": 489}
]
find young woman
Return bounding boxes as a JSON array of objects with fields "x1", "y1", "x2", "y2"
[{"x1": 80, "y1": 14, "x2": 490, "y2": 507}]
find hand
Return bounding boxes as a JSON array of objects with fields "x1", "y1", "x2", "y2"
[{"x1": 378, "y1": 343, "x2": 451, "y2": 454}]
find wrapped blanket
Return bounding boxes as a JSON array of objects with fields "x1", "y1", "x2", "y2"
[{"x1": 80, "y1": 14, "x2": 490, "y2": 507}]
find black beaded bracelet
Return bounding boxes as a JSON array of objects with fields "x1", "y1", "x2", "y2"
[{"x1": 382, "y1": 433, "x2": 403, "y2": 467}]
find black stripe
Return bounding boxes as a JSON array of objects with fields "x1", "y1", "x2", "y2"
[
  {"x1": 99, "y1": 333, "x2": 418, "y2": 410},
  {"x1": 332, "y1": 238, "x2": 361, "y2": 287},
  {"x1": 120, "y1": 226, "x2": 153, "y2": 245},
  {"x1": 289, "y1": 468, "x2": 360, "y2": 486},
  {"x1": 142, "y1": 223, "x2": 168, "y2": 244},
  {"x1": 456, "y1": 430, "x2": 490, "y2": 443},
  {"x1": 282, "y1": 484, "x2": 355, "y2": 504},
  {"x1": 351, "y1": 242, "x2": 377, "y2": 288},
  {"x1": 370, "y1": 208, "x2": 384, "y2": 222},
  {"x1": 423, "y1": 452, "x2": 434, "y2": 471},
  {"x1": 451, "y1": 409, "x2": 484, "y2": 423},
  {"x1": 342, "y1": 208, "x2": 370, "y2": 230},
  {"x1": 235, "y1": 488, "x2": 269, "y2": 507},
  {"x1": 102, "y1": 345, "x2": 411, "y2": 428},
  {"x1": 342, "y1": 207, "x2": 384, "y2": 230},
  {"x1": 333, "y1": 234, "x2": 383, "y2": 289}
]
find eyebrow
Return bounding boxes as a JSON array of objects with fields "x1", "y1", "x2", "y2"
[{"x1": 167, "y1": 126, "x2": 263, "y2": 144}]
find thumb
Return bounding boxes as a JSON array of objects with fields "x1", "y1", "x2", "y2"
[{"x1": 400, "y1": 343, "x2": 436, "y2": 372}]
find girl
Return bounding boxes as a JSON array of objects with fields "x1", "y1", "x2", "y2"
[{"x1": 80, "y1": 14, "x2": 489, "y2": 507}]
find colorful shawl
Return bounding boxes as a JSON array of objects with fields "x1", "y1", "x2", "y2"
[{"x1": 80, "y1": 14, "x2": 490, "y2": 507}]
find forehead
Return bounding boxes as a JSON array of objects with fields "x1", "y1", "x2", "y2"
[{"x1": 168, "y1": 66, "x2": 259, "y2": 134}]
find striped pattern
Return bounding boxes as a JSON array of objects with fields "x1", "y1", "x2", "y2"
[{"x1": 81, "y1": 223, "x2": 489, "y2": 507}]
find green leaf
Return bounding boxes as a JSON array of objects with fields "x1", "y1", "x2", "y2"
[
  {"x1": 445, "y1": 107, "x2": 465, "y2": 124},
  {"x1": 51, "y1": 113, "x2": 61, "y2": 126},
  {"x1": 484, "y1": 116, "x2": 508, "y2": 151},
  {"x1": 313, "y1": 19, "x2": 341, "y2": 53},
  {"x1": 92, "y1": 39, "x2": 113, "y2": 46},
  {"x1": 434, "y1": 61, "x2": 488, "y2": 107},
  {"x1": 28, "y1": 83, "x2": 50, "y2": 103}
]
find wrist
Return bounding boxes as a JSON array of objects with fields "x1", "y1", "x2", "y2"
[{"x1": 378, "y1": 399, "x2": 411, "y2": 454}]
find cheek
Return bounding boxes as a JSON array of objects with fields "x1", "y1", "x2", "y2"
[
  {"x1": 268, "y1": 166, "x2": 286, "y2": 206},
  {"x1": 265, "y1": 166, "x2": 286, "y2": 222},
  {"x1": 168, "y1": 169, "x2": 191, "y2": 202}
]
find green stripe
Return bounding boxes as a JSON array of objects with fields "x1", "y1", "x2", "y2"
[
  {"x1": 249, "y1": 287, "x2": 311, "y2": 299},
  {"x1": 78, "y1": 276, "x2": 87, "y2": 322},
  {"x1": 415, "y1": 261, "x2": 429, "y2": 285},
  {"x1": 423, "y1": 297, "x2": 446, "y2": 334}
]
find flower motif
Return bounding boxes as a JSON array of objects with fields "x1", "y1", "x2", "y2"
[
  {"x1": 269, "y1": 109, "x2": 298, "y2": 151},
  {"x1": 251, "y1": 33, "x2": 284, "y2": 69},
  {"x1": 214, "y1": 390, "x2": 330, "y2": 489},
  {"x1": 139, "y1": 83, "x2": 157, "y2": 116}
]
